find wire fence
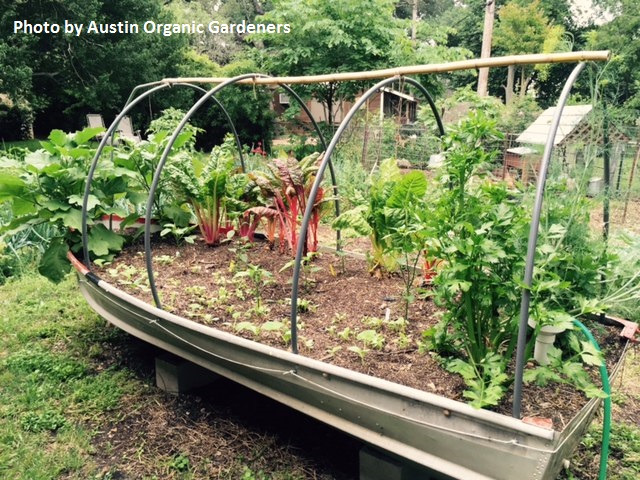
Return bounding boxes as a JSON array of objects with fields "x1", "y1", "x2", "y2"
[{"x1": 333, "y1": 120, "x2": 640, "y2": 199}]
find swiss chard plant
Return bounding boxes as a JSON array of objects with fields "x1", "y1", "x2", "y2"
[
  {"x1": 0, "y1": 128, "x2": 130, "y2": 282},
  {"x1": 225, "y1": 173, "x2": 264, "y2": 242},
  {"x1": 113, "y1": 108, "x2": 202, "y2": 233},
  {"x1": 332, "y1": 157, "x2": 408, "y2": 273},
  {"x1": 250, "y1": 151, "x2": 327, "y2": 256},
  {"x1": 165, "y1": 134, "x2": 238, "y2": 245}
]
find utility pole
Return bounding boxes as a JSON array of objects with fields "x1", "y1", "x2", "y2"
[{"x1": 477, "y1": 0, "x2": 495, "y2": 97}]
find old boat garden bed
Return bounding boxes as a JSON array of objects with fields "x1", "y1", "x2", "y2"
[{"x1": 95, "y1": 236, "x2": 626, "y2": 431}]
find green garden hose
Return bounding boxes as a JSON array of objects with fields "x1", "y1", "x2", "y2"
[{"x1": 573, "y1": 319, "x2": 612, "y2": 480}]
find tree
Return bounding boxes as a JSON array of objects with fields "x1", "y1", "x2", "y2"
[
  {"x1": 477, "y1": 0, "x2": 496, "y2": 97},
  {"x1": 586, "y1": 0, "x2": 640, "y2": 121},
  {"x1": 250, "y1": 0, "x2": 406, "y2": 126},
  {"x1": 493, "y1": 0, "x2": 566, "y2": 103},
  {"x1": 0, "y1": 0, "x2": 188, "y2": 136}
]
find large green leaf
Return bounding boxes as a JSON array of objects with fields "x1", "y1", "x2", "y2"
[
  {"x1": 38, "y1": 237, "x2": 71, "y2": 283},
  {"x1": 74, "y1": 127, "x2": 105, "y2": 145},
  {"x1": 332, "y1": 205, "x2": 373, "y2": 237},
  {"x1": 51, "y1": 209, "x2": 83, "y2": 231},
  {"x1": 11, "y1": 197, "x2": 37, "y2": 216},
  {"x1": 387, "y1": 171, "x2": 427, "y2": 209},
  {"x1": 88, "y1": 224, "x2": 125, "y2": 257},
  {"x1": 48, "y1": 129, "x2": 68, "y2": 147},
  {"x1": 0, "y1": 173, "x2": 28, "y2": 200},
  {"x1": 24, "y1": 150, "x2": 51, "y2": 171},
  {"x1": 68, "y1": 194, "x2": 101, "y2": 210},
  {"x1": 376, "y1": 157, "x2": 402, "y2": 184}
]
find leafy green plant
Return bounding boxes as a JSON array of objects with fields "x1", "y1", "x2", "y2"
[
  {"x1": 250, "y1": 151, "x2": 327, "y2": 256},
  {"x1": 166, "y1": 134, "x2": 238, "y2": 245},
  {"x1": 234, "y1": 263, "x2": 273, "y2": 310},
  {"x1": 279, "y1": 251, "x2": 322, "y2": 291},
  {"x1": 0, "y1": 128, "x2": 129, "y2": 281},
  {"x1": 234, "y1": 321, "x2": 261, "y2": 338},
  {"x1": 262, "y1": 320, "x2": 292, "y2": 345},
  {"x1": 382, "y1": 170, "x2": 429, "y2": 319},
  {"x1": 425, "y1": 112, "x2": 525, "y2": 407},
  {"x1": 348, "y1": 345, "x2": 369, "y2": 364},
  {"x1": 601, "y1": 231, "x2": 640, "y2": 321},
  {"x1": 225, "y1": 172, "x2": 264, "y2": 241},
  {"x1": 356, "y1": 329, "x2": 385, "y2": 350},
  {"x1": 527, "y1": 179, "x2": 607, "y2": 321},
  {"x1": 332, "y1": 157, "x2": 401, "y2": 273},
  {"x1": 333, "y1": 158, "x2": 429, "y2": 303},
  {"x1": 447, "y1": 354, "x2": 509, "y2": 409},
  {"x1": 113, "y1": 109, "x2": 200, "y2": 231},
  {"x1": 160, "y1": 222, "x2": 197, "y2": 245},
  {"x1": 523, "y1": 332, "x2": 607, "y2": 399}
]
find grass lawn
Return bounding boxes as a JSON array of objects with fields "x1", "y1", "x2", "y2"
[
  {"x1": 0, "y1": 139, "x2": 43, "y2": 152},
  {"x1": 0, "y1": 273, "x2": 355, "y2": 479}
]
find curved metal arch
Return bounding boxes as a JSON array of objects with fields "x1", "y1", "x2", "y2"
[
  {"x1": 289, "y1": 76, "x2": 445, "y2": 354},
  {"x1": 143, "y1": 74, "x2": 263, "y2": 308},
  {"x1": 511, "y1": 62, "x2": 587, "y2": 419},
  {"x1": 118, "y1": 81, "x2": 247, "y2": 171},
  {"x1": 81, "y1": 83, "x2": 171, "y2": 267},
  {"x1": 81, "y1": 81, "x2": 247, "y2": 269},
  {"x1": 143, "y1": 74, "x2": 340, "y2": 309}
]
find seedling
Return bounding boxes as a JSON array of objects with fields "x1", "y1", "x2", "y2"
[
  {"x1": 337, "y1": 327, "x2": 353, "y2": 341},
  {"x1": 324, "y1": 345, "x2": 343, "y2": 358},
  {"x1": 234, "y1": 264, "x2": 274, "y2": 309},
  {"x1": 296, "y1": 298, "x2": 317, "y2": 313},
  {"x1": 356, "y1": 329, "x2": 385, "y2": 350},
  {"x1": 233, "y1": 321, "x2": 261, "y2": 339},
  {"x1": 363, "y1": 316, "x2": 384, "y2": 330},
  {"x1": 279, "y1": 252, "x2": 322, "y2": 291},
  {"x1": 386, "y1": 317, "x2": 408, "y2": 333},
  {"x1": 160, "y1": 223, "x2": 197, "y2": 245},
  {"x1": 348, "y1": 345, "x2": 369, "y2": 364},
  {"x1": 155, "y1": 254, "x2": 176, "y2": 266}
]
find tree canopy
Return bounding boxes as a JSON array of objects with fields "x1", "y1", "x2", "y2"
[
  {"x1": 1, "y1": 0, "x2": 640, "y2": 140},
  {"x1": 250, "y1": 0, "x2": 407, "y2": 125},
  {"x1": 1, "y1": 0, "x2": 188, "y2": 134}
]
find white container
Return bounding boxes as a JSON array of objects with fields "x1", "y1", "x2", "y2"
[{"x1": 587, "y1": 177, "x2": 603, "y2": 196}]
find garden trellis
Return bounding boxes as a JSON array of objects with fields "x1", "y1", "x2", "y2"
[{"x1": 71, "y1": 50, "x2": 634, "y2": 480}]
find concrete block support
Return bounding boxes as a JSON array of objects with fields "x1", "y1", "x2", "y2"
[
  {"x1": 155, "y1": 354, "x2": 219, "y2": 394},
  {"x1": 360, "y1": 446, "x2": 449, "y2": 480},
  {"x1": 360, "y1": 447, "x2": 403, "y2": 480}
]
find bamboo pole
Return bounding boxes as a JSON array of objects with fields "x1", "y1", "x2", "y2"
[{"x1": 162, "y1": 51, "x2": 610, "y2": 86}]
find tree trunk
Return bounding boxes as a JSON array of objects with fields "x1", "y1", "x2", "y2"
[
  {"x1": 252, "y1": 0, "x2": 264, "y2": 15},
  {"x1": 519, "y1": 67, "x2": 527, "y2": 99},
  {"x1": 477, "y1": 0, "x2": 495, "y2": 97},
  {"x1": 505, "y1": 64, "x2": 515, "y2": 104},
  {"x1": 326, "y1": 82, "x2": 334, "y2": 128},
  {"x1": 411, "y1": 0, "x2": 418, "y2": 42}
]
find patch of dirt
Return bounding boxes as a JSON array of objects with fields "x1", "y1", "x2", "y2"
[
  {"x1": 95, "y1": 236, "x2": 628, "y2": 432},
  {"x1": 590, "y1": 198, "x2": 640, "y2": 236},
  {"x1": 79, "y1": 333, "x2": 359, "y2": 479}
]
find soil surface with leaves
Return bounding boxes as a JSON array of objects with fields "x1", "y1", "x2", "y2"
[{"x1": 95, "y1": 234, "x2": 627, "y2": 432}]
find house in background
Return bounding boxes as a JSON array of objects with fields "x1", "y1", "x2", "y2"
[{"x1": 273, "y1": 87, "x2": 418, "y2": 127}]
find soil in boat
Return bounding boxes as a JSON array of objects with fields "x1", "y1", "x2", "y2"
[{"x1": 95, "y1": 235, "x2": 626, "y2": 431}]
